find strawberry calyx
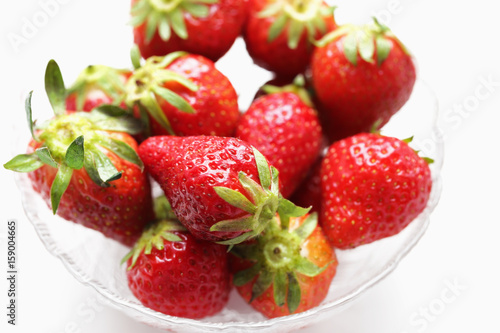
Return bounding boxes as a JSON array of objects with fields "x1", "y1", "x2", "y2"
[
  {"x1": 121, "y1": 218, "x2": 187, "y2": 270},
  {"x1": 315, "y1": 17, "x2": 411, "y2": 66},
  {"x1": 131, "y1": 0, "x2": 218, "y2": 43},
  {"x1": 259, "y1": 0, "x2": 336, "y2": 49},
  {"x1": 125, "y1": 52, "x2": 199, "y2": 135},
  {"x1": 66, "y1": 65, "x2": 130, "y2": 110},
  {"x1": 231, "y1": 212, "x2": 329, "y2": 314},
  {"x1": 4, "y1": 60, "x2": 144, "y2": 214},
  {"x1": 261, "y1": 74, "x2": 314, "y2": 107},
  {"x1": 154, "y1": 195, "x2": 178, "y2": 220},
  {"x1": 210, "y1": 148, "x2": 309, "y2": 246},
  {"x1": 402, "y1": 136, "x2": 435, "y2": 164}
]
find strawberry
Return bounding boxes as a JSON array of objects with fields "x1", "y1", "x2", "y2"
[
  {"x1": 65, "y1": 65, "x2": 131, "y2": 112},
  {"x1": 4, "y1": 60, "x2": 153, "y2": 247},
  {"x1": 123, "y1": 219, "x2": 230, "y2": 318},
  {"x1": 139, "y1": 135, "x2": 305, "y2": 244},
  {"x1": 126, "y1": 52, "x2": 240, "y2": 137},
  {"x1": 320, "y1": 133, "x2": 433, "y2": 249},
  {"x1": 230, "y1": 212, "x2": 337, "y2": 318},
  {"x1": 244, "y1": 0, "x2": 337, "y2": 78},
  {"x1": 236, "y1": 76, "x2": 323, "y2": 198},
  {"x1": 311, "y1": 18, "x2": 417, "y2": 142},
  {"x1": 131, "y1": 0, "x2": 246, "y2": 62},
  {"x1": 289, "y1": 155, "x2": 323, "y2": 213}
]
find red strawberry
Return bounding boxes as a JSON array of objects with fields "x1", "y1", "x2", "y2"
[
  {"x1": 126, "y1": 52, "x2": 240, "y2": 137},
  {"x1": 4, "y1": 60, "x2": 152, "y2": 247},
  {"x1": 124, "y1": 219, "x2": 230, "y2": 318},
  {"x1": 131, "y1": 0, "x2": 246, "y2": 62},
  {"x1": 311, "y1": 19, "x2": 416, "y2": 142},
  {"x1": 230, "y1": 212, "x2": 337, "y2": 318},
  {"x1": 244, "y1": 0, "x2": 337, "y2": 78},
  {"x1": 320, "y1": 133, "x2": 433, "y2": 249},
  {"x1": 65, "y1": 65, "x2": 131, "y2": 112},
  {"x1": 236, "y1": 76, "x2": 323, "y2": 197},
  {"x1": 139, "y1": 135, "x2": 303, "y2": 244},
  {"x1": 289, "y1": 155, "x2": 323, "y2": 213}
]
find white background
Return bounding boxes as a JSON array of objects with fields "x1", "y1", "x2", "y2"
[{"x1": 1, "y1": 0, "x2": 499, "y2": 332}]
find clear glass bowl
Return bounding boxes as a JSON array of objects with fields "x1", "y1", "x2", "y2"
[{"x1": 14, "y1": 79, "x2": 443, "y2": 332}]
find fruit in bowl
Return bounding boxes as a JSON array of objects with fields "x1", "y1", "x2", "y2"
[{"x1": 5, "y1": 2, "x2": 444, "y2": 331}]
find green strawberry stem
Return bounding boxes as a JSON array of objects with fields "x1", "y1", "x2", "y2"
[
  {"x1": 67, "y1": 64, "x2": 129, "y2": 110},
  {"x1": 314, "y1": 17, "x2": 411, "y2": 66},
  {"x1": 4, "y1": 60, "x2": 145, "y2": 214},
  {"x1": 210, "y1": 148, "x2": 310, "y2": 246},
  {"x1": 261, "y1": 74, "x2": 314, "y2": 107},
  {"x1": 125, "y1": 52, "x2": 199, "y2": 135},
  {"x1": 122, "y1": 219, "x2": 186, "y2": 269},
  {"x1": 45, "y1": 60, "x2": 66, "y2": 116},
  {"x1": 402, "y1": 136, "x2": 435, "y2": 164},
  {"x1": 131, "y1": 0, "x2": 218, "y2": 43},
  {"x1": 259, "y1": 0, "x2": 335, "y2": 50},
  {"x1": 232, "y1": 212, "x2": 329, "y2": 314}
]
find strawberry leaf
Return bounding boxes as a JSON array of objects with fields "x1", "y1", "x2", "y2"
[
  {"x1": 145, "y1": 11, "x2": 160, "y2": 43},
  {"x1": 268, "y1": 13, "x2": 287, "y2": 42},
  {"x1": 44, "y1": 60, "x2": 66, "y2": 116},
  {"x1": 123, "y1": 219, "x2": 186, "y2": 269},
  {"x1": 50, "y1": 163, "x2": 73, "y2": 214},
  {"x1": 288, "y1": 20, "x2": 305, "y2": 50},
  {"x1": 295, "y1": 257, "x2": 326, "y2": 277},
  {"x1": 292, "y1": 212, "x2": 317, "y2": 241},
  {"x1": 170, "y1": 8, "x2": 188, "y2": 40},
  {"x1": 210, "y1": 216, "x2": 254, "y2": 233},
  {"x1": 250, "y1": 269, "x2": 274, "y2": 303},
  {"x1": 278, "y1": 198, "x2": 311, "y2": 229},
  {"x1": 358, "y1": 31, "x2": 375, "y2": 63},
  {"x1": 233, "y1": 262, "x2": 262, "y2": 287},
  {"x1": 25, "y1": 91, "x2": 38, "y2": 142},
  {"x1": 158, "y1": 16, "x2": 172, "y2": 41},
  {"x1": 139, "y1": 94, "x2": 175, "y2": 135},
  {"x1": 238, "y1": 171, "x2": 267, "y2": 204},
  {"x1": 213, "y1": 187, "x2": 257, "y2": 214},
  {"x1": 376, "y1": 35, "x2": 392, "y2": 66},
  {"x1": 4, "y1": 153, "x2": 44, "y2": 173},
  {"x1": 90, "y1": 107, "x2": 145, "y2": 135},
  {"x1": 84, "y1": 147, "x2": 122, "y2": 187},
  {"x1": 287, "y1": 272, "x2": 301, "y2": 314},
  {"x1": 152, "y1": 85, "x2": 195, "y2": 114},
  {"x1": 273, "y1": 270, "x2": 287, "y2": 307},
  {"x1": 36, "y1": 147, "x2": 58, "y2": 168},
  {"x1": 253, "y1": 147, "x2": 271, "y2": 190},
  {"x1": 97, "y1": 136, "x2": 144, "y2": 171},
  {"x1": 130, "y1": 45, "x2": 142, "y2": 70},
  {"x1": 65, "y1": 135, "x2": 84, "y2": 170},
  {"x1": 182, "y1": 2, "x2": 210, "y2": 18},
  {"x1": 154, "y1": 195, "x2": 178, "y2": 220},
  {"x1": 343, "y1": 32, "x2": 358, "y2": 66}
]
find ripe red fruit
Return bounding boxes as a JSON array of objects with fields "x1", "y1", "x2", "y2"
[
  {"x1": 320, "y1": 133, "x2": 433, "y2": 249},
  {"x1": 289, "y1": 155, "x2": 323, "y2": 213},
  {"x1": 311, "y1": 19, "x2": 417, "y2": 142},
  {"x1": 230, "y1": 213, "x2": 337, "y2": 318},
  {"x1": 4, "y1": 61, "x2": 152, "y2": 247},
  {"x1": 126, "y1": 52, "x2": 240, "y2": 137},
  {"x1": 124, "y1": 219, "x2": 230, "y2": 319},
  {"x1": 131, "y1": 0, "x2": 246, "y2": 62},
  {"x1": 236, "y1": 77, "x2": 323, "y2": 197},
  {"x1": 139, "y1": 135, "x2": 304, "y2": 244},
  {"x1": 244, "y1": 0, "x2": 337, "y2": 78},
  {"x1": 65, "y1": 65, "x2": 131, "y2": 112}
]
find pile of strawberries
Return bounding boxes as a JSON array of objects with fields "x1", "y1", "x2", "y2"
[{"x1": 5, "y1": 0, "x2": 434, "y2": 321}]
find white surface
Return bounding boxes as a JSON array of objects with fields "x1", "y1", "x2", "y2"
[{"x1": 1, "y1": 0, "x2": 499, "y2": 332}]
